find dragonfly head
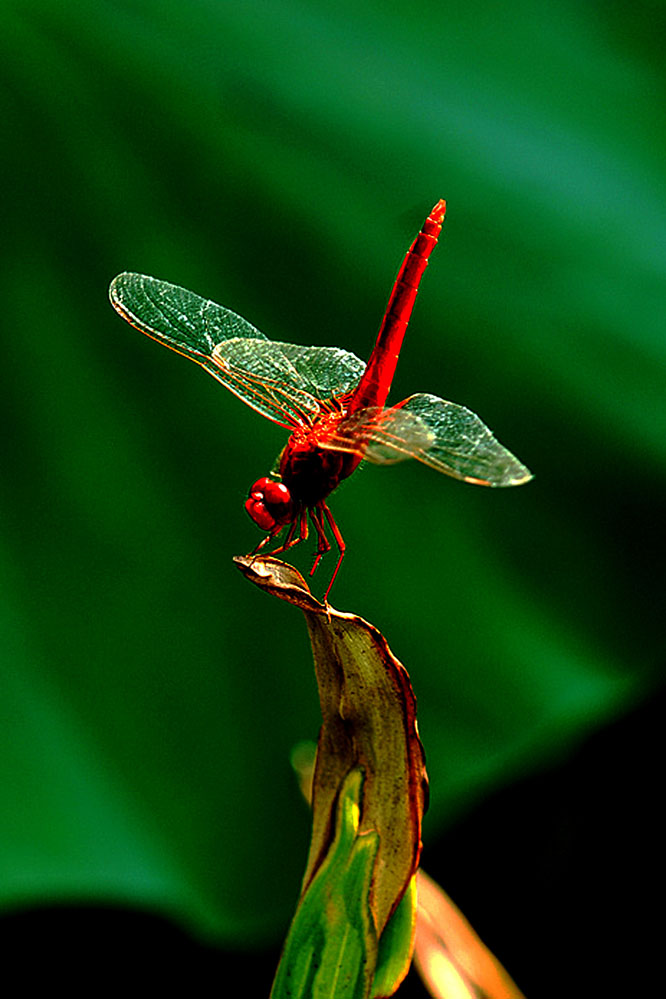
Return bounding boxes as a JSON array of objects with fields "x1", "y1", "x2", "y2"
[{"x1": 245, "y1": 477, "x2": 295, "y2": 533}]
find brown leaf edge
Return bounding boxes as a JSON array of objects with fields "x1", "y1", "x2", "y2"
[{"x1": 234, "y1": 554, "x2": 428, "y2": 937}]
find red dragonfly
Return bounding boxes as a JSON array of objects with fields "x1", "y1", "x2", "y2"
[{"x1": 109, "y1": 200, "x2": 531, "y2": 599}]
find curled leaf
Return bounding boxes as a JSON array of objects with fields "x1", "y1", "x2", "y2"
[{"x1": 235, "y1": 555, "x2": 428, "y2": 938}]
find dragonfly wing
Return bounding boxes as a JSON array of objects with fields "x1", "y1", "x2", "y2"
[
  {"x1": 317, "y1": 406, "x2": 433, "y2": 460},
  {"x1": 211, "y1": 339, "x2": 366, "y2": 426},
  {"x1": 110, "y1": 273, "x2": 366, "y2": 428},
  {"x1": 321, "y1": 394, "x2": 532, "y2": 486},
  {"x1": 275, "y1": 342, "x2": 365, "y2": 399},
  {"x1": 386, "y1": 393, "x2": 532, "y2": 486},
  {"x1": 109, "y1": 273, "x2": 268, "y2": 363},
  {"x1": 213, "y1": 340, "x2": 365, "y2": 399}
]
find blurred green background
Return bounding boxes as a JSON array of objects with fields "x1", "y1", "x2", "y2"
[{"x1": 1, "y1": 0, "x2": 663, "y2": 994}]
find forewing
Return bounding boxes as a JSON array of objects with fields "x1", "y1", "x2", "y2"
[
  {"x1": 109, "y1": 273, "x2": 267, "y2": 361},
  {"x1": 110, "y1": 273, "x2": 363, "y2": 428},
  {"x1": 211, "y1": 339, "x2": 366, "y2": 426},
  {"x1": 276, "y1": 343, "x2": 365, "y2": 399},
  {"x1": 321, "y1": 393, "x2": 532, "y2": 487}
]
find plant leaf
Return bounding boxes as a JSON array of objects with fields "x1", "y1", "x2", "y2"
[
  {"x1": 269, "y1": 768, "x2": 380, "y2": 999},
  {"x1": 413, "y1": 869, "x2": 526, "y2": 999},
  {"x1": 235, "y1": 556, "x2": 429, "y2": 995},
  {"x1": 235, "y1": 556, "x2": 428, "y2": 936}
]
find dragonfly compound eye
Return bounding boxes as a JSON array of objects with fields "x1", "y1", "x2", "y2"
[{"x1": 245, "y1": 477, "x2": 294, "y2": 531}]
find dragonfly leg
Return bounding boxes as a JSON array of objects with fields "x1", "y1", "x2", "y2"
[
  {"x1": 309, "y1": 506, "x2": 331, "y2": 579},
  {"x1": 250, "y1": 530, "x2": 278, "y2": 559},
  {"x1": 292, "y1": 509, "x2": 309, "y2": 549},
  {"x1": 274, "y1": 517, "x2": 299, "y2": 552},
  {"x1": 308, "y1": 503, "x2": 345, "y2": 603},
  {"x1": 320, "y1": 503, "x2": 345, "y2": 603},
  {"x1": 260, "y1": 509, "x2": 308, "y2": 560}
]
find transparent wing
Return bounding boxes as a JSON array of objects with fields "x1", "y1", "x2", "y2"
[
  {"x1": 109, "y1": 273, "x2": 364, "y2": 428},
  {"x1": 317, "y1": 405, "x2": 433, "y2": 460},
  {"x1": 109, "y1": 272, "x2": 268, "y2": 359},
  {"x1": 211, "y1": 339, "x2": 365, "y2": 425},
  {"x1": 320, "y1": 393, "x2": 532, "y2": 487}
]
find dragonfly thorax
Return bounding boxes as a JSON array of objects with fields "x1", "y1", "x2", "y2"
[{"x1": 279, "y1": 426, "x2": 350, "y2": 509}]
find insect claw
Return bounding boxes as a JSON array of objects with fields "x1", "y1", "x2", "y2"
[{"x1": 249, "y1": 534, "x2": 270, "y2": 560}]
